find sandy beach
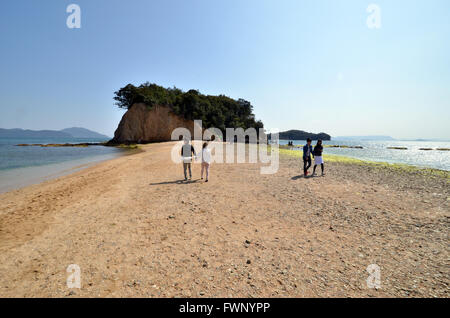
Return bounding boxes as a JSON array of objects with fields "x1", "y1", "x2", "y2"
[{"x1": 0, "y1": 141, "x2": 448, "y2": 297}]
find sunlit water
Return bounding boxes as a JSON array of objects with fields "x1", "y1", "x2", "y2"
[
  {"x1": 0, "y1": 137, "x2": 128, "y2": 193},
  {"x1": 279, "y1": 139, "x2": 450, "y2": 171}
]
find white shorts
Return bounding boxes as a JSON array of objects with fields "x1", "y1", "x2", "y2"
[{"x1": 314, "y1": 156, "x2": 324, "y2": 165}]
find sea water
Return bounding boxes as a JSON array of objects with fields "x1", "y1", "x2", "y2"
[
  {"x1": 279, "y1": 139, "x2": 450, "y2": 171},
  {"x1": 0, "y1": 137, "x2": 128, "y2": 193}
]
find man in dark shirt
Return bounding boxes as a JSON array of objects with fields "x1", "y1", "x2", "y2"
[{"x1": 302, "y1": 138, "x2": 313, "y2": 176}]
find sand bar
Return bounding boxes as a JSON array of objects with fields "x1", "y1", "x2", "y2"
[{"x1": 0, "y1": 141, "x2": 448, "y2": 297}]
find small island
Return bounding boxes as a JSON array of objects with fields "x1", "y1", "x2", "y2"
[
  {"x1": 110, "y1": 83, "x2": 264, "y2": 144},
  {"x1": 269, "y1": 130, "x2": 331, "y2": 141}
]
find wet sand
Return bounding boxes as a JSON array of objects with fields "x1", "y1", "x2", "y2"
[{"x1": 0, "y1": 141, "x2": 448, "y2": 297}]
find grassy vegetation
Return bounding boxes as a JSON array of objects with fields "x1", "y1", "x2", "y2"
[
  {"x1": 277, "y1": 147, "x2": 450, "y2": 179},
  {"x1": 16, "y1": 143, "x2": 101, "y2": 147},
  {"x1": 16, "y1": 142, "x2": 141, "y2": 150},
  {"x1": 279, "y1": 144, "x2": 363, "y2": 149},
  {"x1": 115, "y1": 144, "x2": 139, "y2": 149},
  {"x1": 387, "y1": 147, "x2": 408, "y2": 150}
]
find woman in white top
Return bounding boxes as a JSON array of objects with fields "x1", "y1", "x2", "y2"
[{"x1": 201, "y1": 142, "x2": 211, "y2": 182}]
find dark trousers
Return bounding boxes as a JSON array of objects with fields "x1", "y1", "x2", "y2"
[
  {"x1": 313, "y1": 163, "x2": 324, "y2": 174},
  {"x1": 183, "y1": 162, "x2": 192, "y2": 179},
  {"x1": 303, "y1": 157, "x2": 311, "y2": 175}
]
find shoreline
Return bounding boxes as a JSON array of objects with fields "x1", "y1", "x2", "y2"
[
  {"x1": 279, "y1": 147, "x2": 450, "y2": 176},
  {"x1": 0, "y1": 147, "x2": 141, "y2": 194},
  {"x1": 278, "y1": 139, "x2": 450, "y2": 172},
  {"x1": 0, "y1": 143, "x2": 448, "y2": 196}
]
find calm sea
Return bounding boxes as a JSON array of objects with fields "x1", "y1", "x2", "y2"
[
  {"x1": 279, "y1": 139, "x2": 450, "y2": 171},
  {"x1": 0, "y1": 137, "x2": 128, "y2": 193},
  {"x1": 1, "y1": 138, "x2": 448, "y2": 193}
]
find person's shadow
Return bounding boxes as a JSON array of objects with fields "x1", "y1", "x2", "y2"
[
  {"x1": 291, "y1": 175, "x2": 315, "y2": 180},
  {"x1": 150, "y1": 179, "x2": 201, "y2": 185}
]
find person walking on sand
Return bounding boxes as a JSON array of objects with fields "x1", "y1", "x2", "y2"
[
  {"x1": 201, "y1": 142, "x2": 211, "y2": 182},
  {"x1": 312, "y1": 139, "x2": 325, "y2": 176},
  {"x1": 303, "y1": 138, "x2": 313, "y2": 177},
  {"x1": 181, "y1": 139, "x2": 196, "y2": 181}
]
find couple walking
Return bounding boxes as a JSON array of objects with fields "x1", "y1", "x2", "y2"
[
  {"x1": 302, "y1": 138, "x2": 325, "y2": 177},
  {"x1": 181, "y1": 139, "x2": 211, "y2": 182}
]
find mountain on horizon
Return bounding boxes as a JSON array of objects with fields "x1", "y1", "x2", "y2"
[
  {"x1": 0, "y1": 127, "x2": 110, "y2": 139},
  {"x1": 334, "y1": 135, "x2": 395, "y2": 141},
  {"x1": 404, "y1": 138, "x2": 450, "y2": 142},
  {"x1": 60, "y1": 127, "x2": 110, "y2": 139}
]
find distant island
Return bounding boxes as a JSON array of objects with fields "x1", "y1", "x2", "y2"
[
  {"x1": 269, "y1": 130, "x2": 331, "y2": 141},
  {"x1": 407, "y1": 138, "x2": 450, "y2": 142},
  {"x1": 335, "y1": 135, "x2": 395, "y2": 141},
  {"x1": 0, "y1": 127, "x2": 110, "y2": 140}
]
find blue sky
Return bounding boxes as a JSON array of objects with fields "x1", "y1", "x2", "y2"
[{"x1": 0, "y1": 0, "x2": 449, "y2": 139}]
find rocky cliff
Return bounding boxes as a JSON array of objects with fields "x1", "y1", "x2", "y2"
[{"x1": 110, "y1": 103, "x2": 200, "y2": 144}]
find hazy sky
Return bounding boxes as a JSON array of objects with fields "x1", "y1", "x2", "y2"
[{"x1": 0, "y1": 0, "x2": 449, "y2": 139}]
